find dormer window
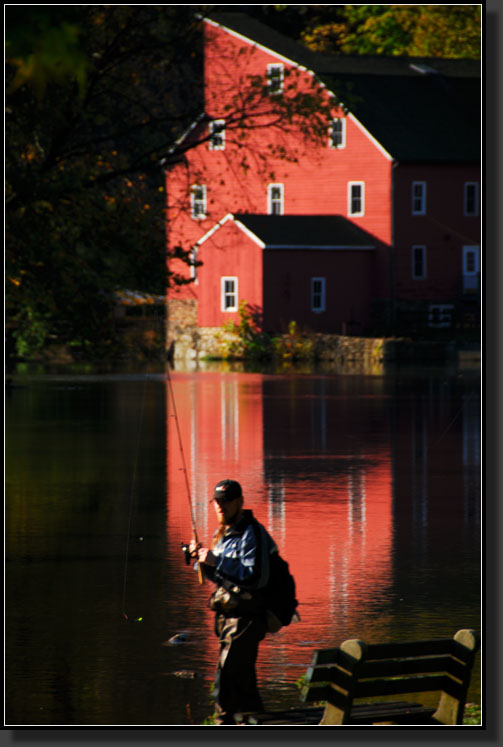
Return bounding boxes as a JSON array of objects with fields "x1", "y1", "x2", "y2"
[
  {"x1": 209, "y1": 119, "x2": 225, "y2": 150},
  {"x1": 329, "y1": 118, "x2": 346, "y2": 148},
  {"x1": 267, "y1": 64, "x2": 284, "y2": 94}
]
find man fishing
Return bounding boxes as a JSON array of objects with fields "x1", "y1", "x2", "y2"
[{"x1": 190, "y1": 479, "x2": 277, "y2": 725}]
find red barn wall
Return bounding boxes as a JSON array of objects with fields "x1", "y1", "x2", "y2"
[
  {"x1": 167, "y1": 19, "x2": 394, "y2": 323},
  {"x1": 198, "y1": 220, "x2": 264, "y2": 328},
  {"x1": 263, "y1": 249, "x2": 375, "y2": 334},
  {"x1": 393, "y1": 164, "x2": 481, "y2": 301},
  {"x1": 166, "y1": 19, "x2": 478, "y2": 334}
]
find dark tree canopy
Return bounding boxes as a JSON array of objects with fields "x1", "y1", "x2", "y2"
[
  {"x1": 245, "y1": 5, "x2": 481, "y2": 59},
  {"x1": 6, "y1": 6, "x2": 207, "y2": 356},
  {"x1": 7, "y1": 5, "x2": 480, "y2": 359},
  {"x1": 6, "y1": 5, "x2": 335, "y2": 358}
]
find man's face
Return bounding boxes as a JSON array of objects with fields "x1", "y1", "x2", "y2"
[{"x1": 213, "y1": 495, "x2": 243, "y2": 526}]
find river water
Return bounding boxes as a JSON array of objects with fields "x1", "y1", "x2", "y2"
[{"x1": 5, "y1": 359, "x2": 481, "y2": 726}]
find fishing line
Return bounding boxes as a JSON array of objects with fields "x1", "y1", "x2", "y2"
[
  {"x1": 166, "y1": 362, "x2": 204, "y2": 584},
  {"x1": 121, "y1": 370, "x2": 149, "y2": 622},
  {"x1": 427, "y1": 388, "x2": 477, "y2": 452}
]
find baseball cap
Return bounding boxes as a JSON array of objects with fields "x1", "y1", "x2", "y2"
[{"x1": 212, "y1": 479, "x2": 242, "y2": 503}]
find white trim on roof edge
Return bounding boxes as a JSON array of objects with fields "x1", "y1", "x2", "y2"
[
  {"x1": 203, "y1": 16, "x2": 394, "y2": 163},
  {"x1": 194, "y1": 213, "x2": 266, "y2": 248},
  {"x1": 203, "y1": 16, "x2": 309, "y2": 70},
  {"x1": 348, "y1": 113, "x2": 393, "y2": 161},
  {"x1": 193, "y1": 213, "x2": 376, "y2": 251},
  {"x1": 233, "y1": 218, "x2": 267, "y2": 247}
]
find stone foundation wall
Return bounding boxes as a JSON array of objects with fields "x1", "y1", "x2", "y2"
[
  {"x1": 169, "y1": 326, "x2": 387, "y2": 364},
  {"x1": 168, "y1": 325, "x2": 458, "y2": 366},
  {"x1": 166, "y1": 298, "x2": 198, "y2": 338}
]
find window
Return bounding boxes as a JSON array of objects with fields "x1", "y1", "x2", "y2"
[
  {"x1": 412, "y1": 181, "x2": 426, "y2": 215},
  {"x1": 267, "y1": 63, "x2": 284, "y2": 94},
  {"x1": 190, "y1": 185, "x2": 206, "y2": 219},
  {"x1": 462, "y1": 245, "x2": 480, "y2": 292},
  {"x1": 412, "y1": 245, "x2": 427, "y2": 279},
  {"x1": 221, "y1": 277, "x2": 238, "y2": 312},
  {"x1": 311, "y1": 277, "x2": 326, "y2": 312},
  {"x1": 268, "y1": 183, "x2": 284, "y2": 215},
  {"x1": 348, "y1": 182, "x2": 365, "y2": 216},
  {"x1": 329, "y1": 118, "x2": 346, "y2": 148},
  {"x1": 209, "y1": 119, "x2": 225, "y2": 150},
  {"x1": 428, "y1": 304, "x2": 454, "y2": 328},
  {"x1": 464, "y1": 182, "x2": 479, "y2": 216}
]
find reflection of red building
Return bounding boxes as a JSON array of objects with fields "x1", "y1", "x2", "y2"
[
  {"x1": 392, "y1": 380, "x2": 481, "y2": 563},
  {"x1": 165, "y1": 370, "x2": 480, "y2": 705},
  {"x1": 166, "y1": 372, "x2": 393, "y2": 669},
  {"x1": 166, "y1": 372, "x2": 266, "y2": 544}
]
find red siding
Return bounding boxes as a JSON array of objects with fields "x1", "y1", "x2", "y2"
[
  {"x1": 393, "y1": 164, "x2": 481, "y2": 301},
  {"x1": 167, "y1": 19, "x2": 393, "y2": 318},
  {"x1": 263, "y1": 249, "x2": 375, "y2": 334},
  {"x1": 198, "y1": 219, "x2": 264, "y2": 327},
  {"x1": 166, "y1": 18, "x2": 479, "y2": 332}
]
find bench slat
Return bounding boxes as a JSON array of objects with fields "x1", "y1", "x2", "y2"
[
  {"x1": 354, "y1": 673, "x2": 454, "y2": 698},
  {"x1": 309, "y1": 655, "x2": 469, "y2": 684},
  {"x1": 359, "y1": 655, "x2": 468, "y2": 680},
  {"x1": 246, "y1": 702, "x2": 437, "y2": 726},
  {"x1": 364, "y1": 639, "x2": 454, "y2": 659}
]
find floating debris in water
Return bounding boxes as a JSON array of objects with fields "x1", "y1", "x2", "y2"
[
  {"x1": 170, "y1": 670, "x2": 197, "y2": 679},
  {"x1": 164, "y1": 631, "x2": 189, "y2": 645},
  {"x1": 122, "y1": 613, "x2": 143, "y2": 623}
]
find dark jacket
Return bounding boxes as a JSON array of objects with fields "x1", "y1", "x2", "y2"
[{"x1": 211, "y1": 509, "x2": 277, "y2": 589}]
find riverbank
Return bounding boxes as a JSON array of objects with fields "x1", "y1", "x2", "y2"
[
  {"x1": 6, "y1": 314, "x2": 480, "y2": 373},
  {"x1": 169, "y1": 325, "x2": 480, "y2": 371}
]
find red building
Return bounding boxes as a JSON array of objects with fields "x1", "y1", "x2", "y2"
[{"x1": 166, "y1": 12, "x2": 481, "y2": 339}]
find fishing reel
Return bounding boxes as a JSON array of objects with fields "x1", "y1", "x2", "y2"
[{"x1": 181, "y1": 542, "x2": 198, "y2": 565}]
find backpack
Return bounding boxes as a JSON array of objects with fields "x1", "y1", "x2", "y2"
[{"x1": 262, "y1": 550, "x2": 299, "y2": 633}]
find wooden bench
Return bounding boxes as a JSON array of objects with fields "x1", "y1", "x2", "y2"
[{"x1": 244, "y1": 629, "x2": 480, "y2": 726}]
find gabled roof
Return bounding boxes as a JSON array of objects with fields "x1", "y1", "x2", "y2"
[
  {"x1": 195, "y1": 213, "x2": 377, "y2": 250},
  {"x1": 207, "y1": 12, "x2": 481, "y2": 164}
]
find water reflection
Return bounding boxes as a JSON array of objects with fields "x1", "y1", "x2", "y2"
[
  {"x1": 166, "y1": 368, "x2": 481, "y2": 711},
  {"x1": 6, "y1": 364, "x2": 481, "y2": 725}
]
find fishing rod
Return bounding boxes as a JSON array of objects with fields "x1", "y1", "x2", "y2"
[{"x1": 165, "y1": 362, "x2": 204, "y2": 585}]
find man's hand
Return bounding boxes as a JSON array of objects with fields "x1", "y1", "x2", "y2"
[
  {"x1": 197, "y1": 547, "x2": 217, "y2": 566},
  {"x1": 188, "y1": 539, "x2": 201, "y2": 555}
]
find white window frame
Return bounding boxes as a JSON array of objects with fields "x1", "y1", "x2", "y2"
[
  {"x1": 268, "y1": 183, "x2": 284, "y2": 215},
  {"x1": 412, "y1": 181, "x2": 427, "y2": 215},
  {"x1": 462, "y1": 245, "x2": 480, "y2": 292},
  {"x1": 329, "y1": 117, "x2": 346, "y2": 149},
  {"x1": 221, "y1": 276, "x2": 238, "y2": 312},
  {"x1": 311, "y1": 277, "x2": 326, "y2": 313},
  {"x1": 190, "y1": 184, "x2": 206, "y2": 219},
  {"x1": 464, "y1": 182, "x2": 479, "y2": 216},
  {"x1": 412, "y1": 245, "x2": 427, "y2": 280},
  {"x1": 209, "y1": 119, "x2": 225, "y2": 151},
  {"x1": 348, "y1": 181, "x2": 365, "y2": 217},
  {"x1": 428, "y1": 304, "x2": 454, "y2": 329},
  {"x1": 267, "y1": 63, "x2": 284, "y2": 94}
]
